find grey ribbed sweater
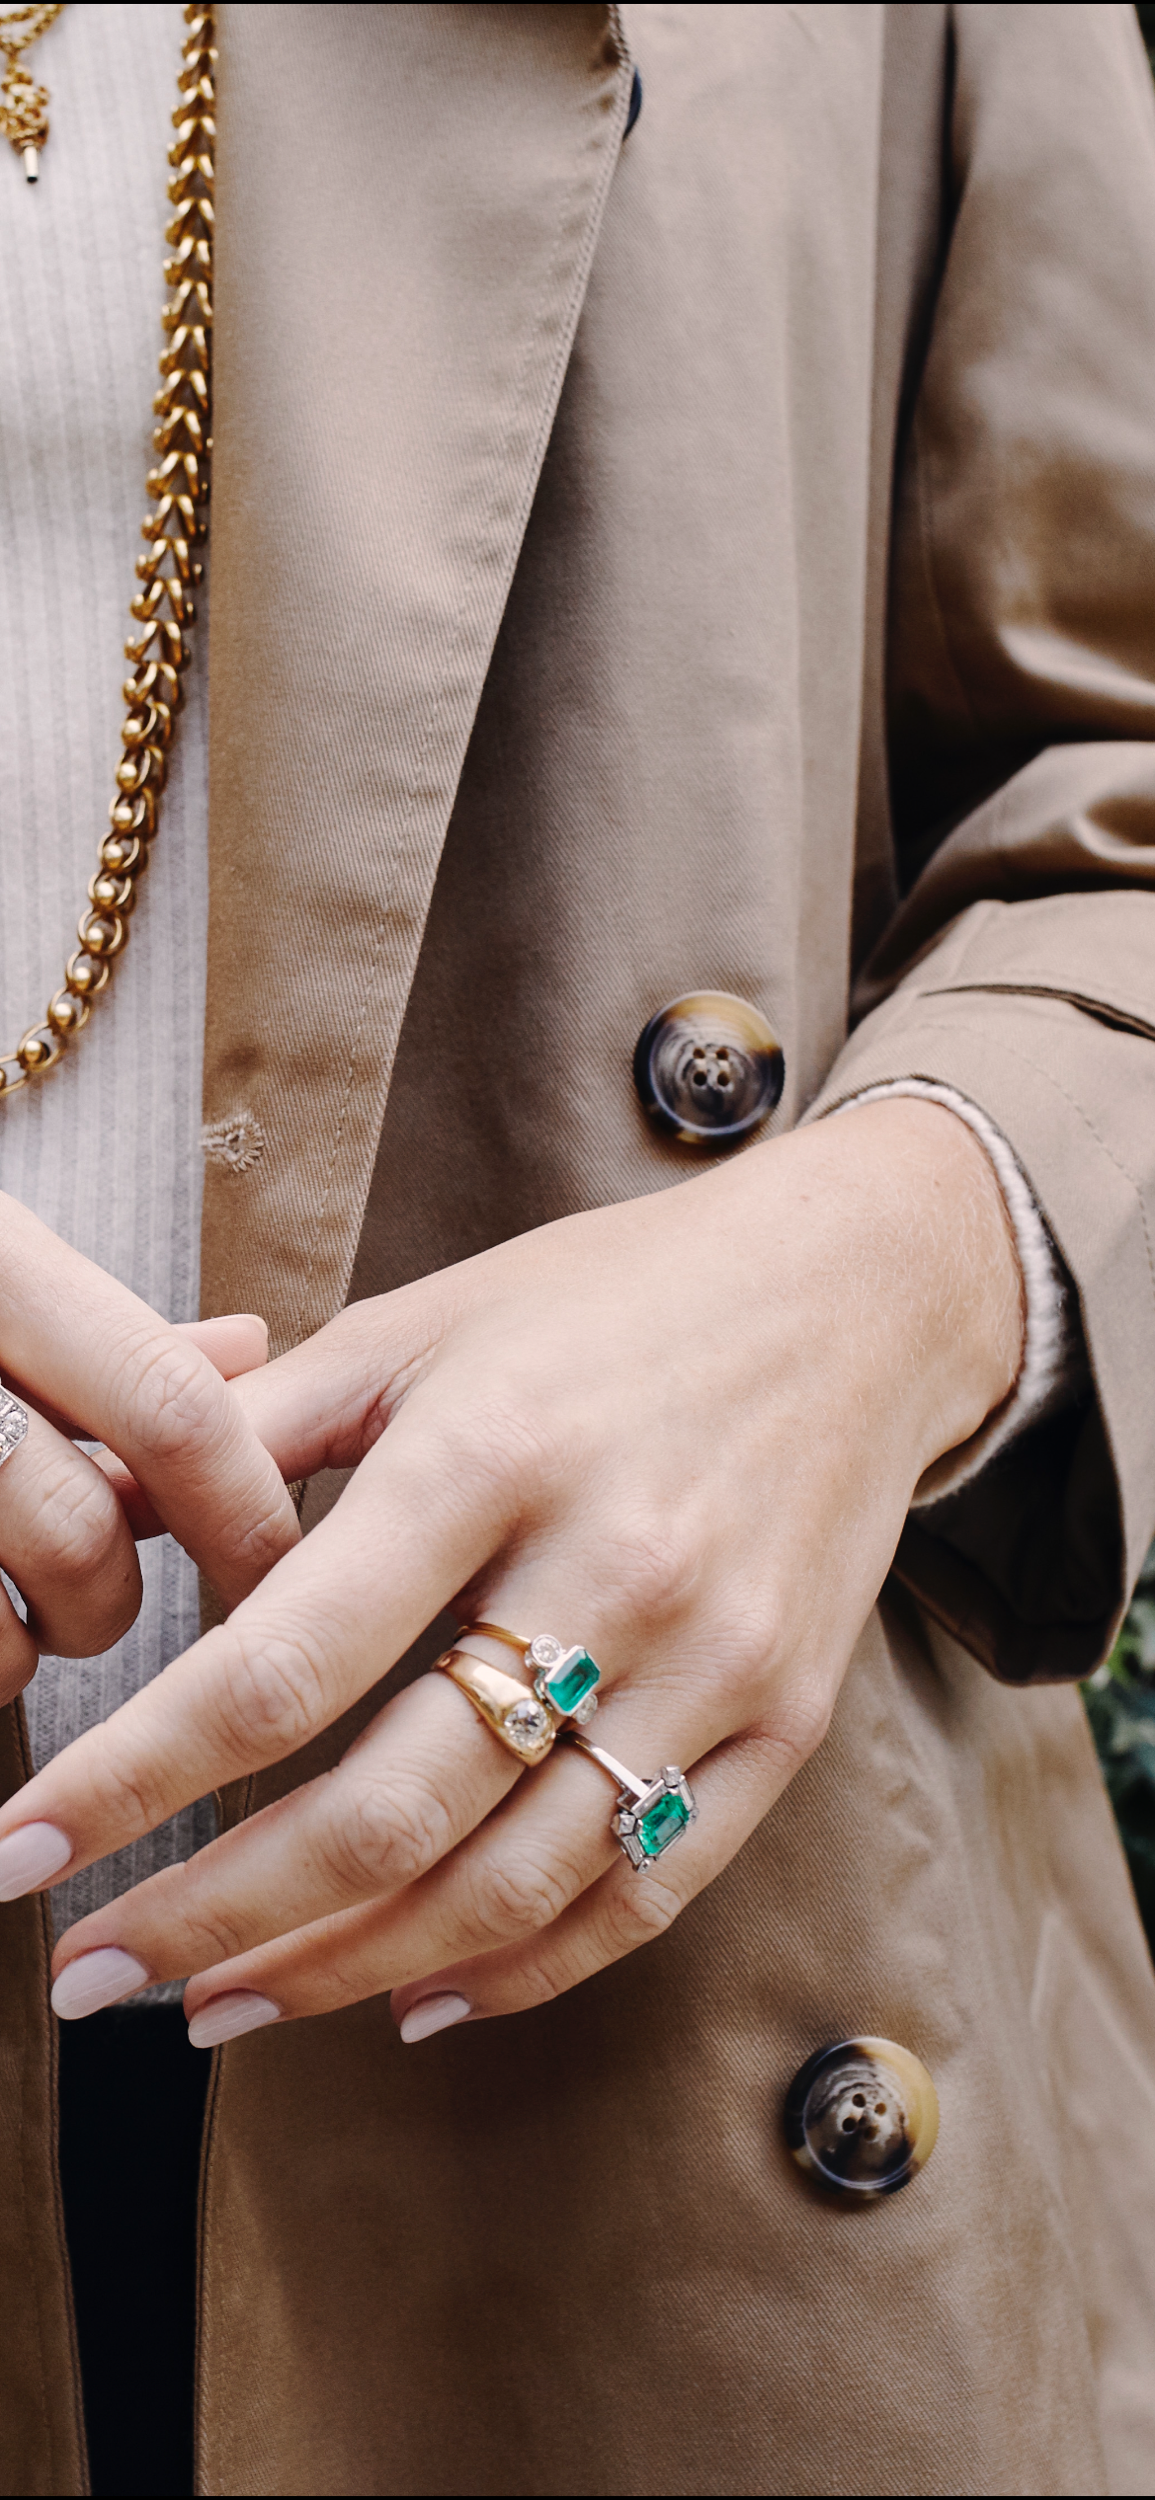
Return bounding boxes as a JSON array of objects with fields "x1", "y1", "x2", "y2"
[{"x1": 0, "y1": 2, "x2": 212, "y2": 1943}]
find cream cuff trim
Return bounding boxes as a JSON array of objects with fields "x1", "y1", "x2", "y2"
[{"x1": 831, "y1": 1078, "x2": 1078, "y2": 1503}]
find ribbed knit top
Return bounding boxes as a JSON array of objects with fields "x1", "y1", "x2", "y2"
[{"x1": 0, "y1": 3, "x2": 212, "y2": 1942}]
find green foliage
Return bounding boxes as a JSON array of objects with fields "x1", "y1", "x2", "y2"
[{"x1": 1083, "y1": 1545, "x2": 1155, "y2": 1951}]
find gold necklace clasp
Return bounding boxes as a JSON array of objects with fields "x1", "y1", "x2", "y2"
[{"x1": 0, "y1": 3, "x2": 65, "y2": 182}]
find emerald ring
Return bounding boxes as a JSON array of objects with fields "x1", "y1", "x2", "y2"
[
  {"x1": 467, "y1": 1622, "x2": 601, "y2": 1727},
  {"x1": 570, "y1": 1736, "x2": 698, "y2": 1871}
]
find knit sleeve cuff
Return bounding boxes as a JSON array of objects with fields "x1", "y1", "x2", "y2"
[{"x1": 829, "y1": 1078, "x2": 1087, "y2": 1504}]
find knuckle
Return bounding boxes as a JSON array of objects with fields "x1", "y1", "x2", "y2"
[
  {"x1": 502, "y1": 1952, "x2": 568, "y2": 2012},
  {"x1": 435, "y1": 1386, "x2": 564, "y2": 1510},
  {"x1": 758, "y1": 1679, "x2": 832, "y2": 1780},
  {"x1": 86, "y1": 1747, "x2": 162, "y2": 1844},
  {"x1": 596, "y1": 1513, "x2": 701, "y2": 1631},
  {"x1": 323, "y1": 1771, "x2": 452, "y2": 1899},
  {"x1": 702, "y1": 1606, "x2": 783, "y2": 1716},
  {"x1": 214, "y1": 1624, "x2": 331, "y2": 1759},
  {"x1": 461, "y1": 1845, "x2": 573, "y2": 1949},
  {"x1": 174, "y1": 1893, "x2": 251, "y2": 1968},
  {"x1": 131, "y1": 1339, "x2": 220, "y2": 1462},
  {"x1": 599, "y1": 1870, "x2": 683, "y2": 1955},
  {"x1": 31, "y1": 1458, "x2": 123, "y2": 1589},
  {"x1": 220, "y1": 1482, "x2": 298, "y2": 1584}
]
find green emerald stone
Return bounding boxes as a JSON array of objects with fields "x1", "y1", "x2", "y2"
[
  {"x1": 540, "y1": 1646, "x2": 599, "y2": 1716},
  {"x1": 638, "y1": 1788, "x2": 691, "y2": 1858}
]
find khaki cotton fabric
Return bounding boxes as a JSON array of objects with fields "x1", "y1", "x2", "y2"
[{"x1": 5, "y1": 6, "x2": 1155, "y2": 2493}]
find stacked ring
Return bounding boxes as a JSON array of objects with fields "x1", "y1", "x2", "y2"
[
  {"x1": 435, "y1": 1623, "x2": 600, "y2": 1765},
  {"x1": 471, "y1": 1622, "x2": 601, "y2": 1728},
  {"x1": 434, "y1": 1648, "x2": 557, "y2": 1766},
  {"x1": 435, "y1": 1624, "x2": 700, "y2": 1867},
  {"x1": 570, "y1": 1736, "x2": 698, "y2": 1871}
]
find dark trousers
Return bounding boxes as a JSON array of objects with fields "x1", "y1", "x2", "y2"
[{"x1": 58, "y1": 2007, "x2": 209, "y2": 2499}]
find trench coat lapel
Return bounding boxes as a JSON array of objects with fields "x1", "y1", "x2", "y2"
[{"x1": 201, "y1": 4, "x2": 630, "y2": 1351}]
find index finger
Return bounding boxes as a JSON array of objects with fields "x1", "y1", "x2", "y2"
[
  {"x1": 0, "y1": 1193, "x2": 297, "y2": 1609},
  {"x1": 0, "y1": 1390, "x2": 507, "y2": 1888}
]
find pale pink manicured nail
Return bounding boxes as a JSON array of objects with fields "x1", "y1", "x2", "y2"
[
  {"x1": 398, "y1": 1992, "x2": 471, "y2": 2045},
  {"x1": 51, "y1": 1948, "x2": 151, "y2": 2019},
  {"x1": 187, "y1": 1991, "x2": 281, "y2": 2050},
  {"x1": 0, "y1": 1822, "x2": 72, "y2": 1902}
]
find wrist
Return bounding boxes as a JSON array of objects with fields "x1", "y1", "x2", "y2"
[
  {"x1": 827, "y1": 1096, "x2": 1023, "y2": 1472},
  {"x1": 727, "y1": 1098, "x2": 1024, "y2": 1482}
]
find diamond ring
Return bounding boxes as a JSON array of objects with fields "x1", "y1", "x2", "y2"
[
  {"x1": 0, "y1": 1387, "x2": 29, "y2": 1469},
  {"x1": 434, "y1": 1647, "x2": 557, "y2": 1765},
  {"x1": 569, "y1": 1736, "x2": 698, "y2": 1870},
  {"x1": 465, "y1": 1622, "x2": 601, "y2": 1728}
]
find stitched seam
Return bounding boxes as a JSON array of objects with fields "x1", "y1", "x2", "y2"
[
  {"x1": 288, "y1": 41, "x2": 630, "y2": 1348},
  {"x1": 920, "y1": 979, "x2": 1155, "y2": 1040}
]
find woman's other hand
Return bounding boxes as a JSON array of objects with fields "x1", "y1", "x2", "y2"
[{"x1": 0, "y1": 1191, "x2": 299, "y2": 1708}]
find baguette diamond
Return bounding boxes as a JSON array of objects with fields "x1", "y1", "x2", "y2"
[{"x1": 0, "y1": 1389, "x2": 28, "y2": 1466}]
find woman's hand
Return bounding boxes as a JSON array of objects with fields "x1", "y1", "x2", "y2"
[
  {"x1": 0, "y1": 1101, "x2": 1021, "y2": 2031},
  {"x1": 0, "y1": 1191, "x2": 299, "y2": 1717}
]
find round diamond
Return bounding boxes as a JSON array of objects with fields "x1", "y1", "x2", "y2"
[
  {"x1": 503, "y1": 1697, "x2": 551, "y2": 1750},
  {"x1": 572, "y1": 1690, "x2": 598, "y2": 1725},
  {"x1": 528, "y1": 1633, "x2": 563, "y2": 1668}
]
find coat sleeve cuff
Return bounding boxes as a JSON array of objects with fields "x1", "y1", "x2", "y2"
[
  {"x1": 802, "y1": 978, "x2": 1154, "y2": 1683},
  {"x1": 828, "y1": 1079, "x2": 1085, "y2": 1499}
]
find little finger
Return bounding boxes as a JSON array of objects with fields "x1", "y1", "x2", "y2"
[{"x1": 390, "y1": 1727, "x2": 786, "y2": 2034}]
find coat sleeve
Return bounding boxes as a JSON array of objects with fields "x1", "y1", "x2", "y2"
[{"x1": 804, "y1": 1, "x2": 1155, "y2": 1683}]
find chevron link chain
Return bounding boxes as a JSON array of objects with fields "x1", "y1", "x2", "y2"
[{"x1": 1, "y1": 3, "x2": 215, "y2": 1094}]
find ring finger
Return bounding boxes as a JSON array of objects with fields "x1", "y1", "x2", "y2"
[
  {"x1": 49, "y1": 1664, "x2": 523, "y2": 1995},
  {"x1": 0, "y1": 1391, "x2": 141, "y2": 1658},
  {"x1": 175, "y1": 1670, "x2": 737, "y2": 2031}
]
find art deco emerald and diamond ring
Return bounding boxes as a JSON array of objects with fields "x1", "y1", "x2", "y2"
[
  {"x1": 570, "y1": 1740, "x2": 699, "y2": 1870},
  {"x1": 435, "y1": 1618, "x2": 699, "y2": 1869},
  {"x1": 0, "y1": 1388, "x2": 28, "y2": 1466}
]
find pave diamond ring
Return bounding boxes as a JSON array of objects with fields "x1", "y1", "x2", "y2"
[
  {"x1": 0, "y1": 1388, "x2": 29, "y2": 1469},
  {"x1": 570, "y1": 1737, "x2": 698, "y2": 1872}
]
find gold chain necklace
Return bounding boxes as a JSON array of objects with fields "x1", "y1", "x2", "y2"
[
  {"x1": 0, "y1": 4, "x2": 63, "y2": 182},
  {"x1": 0, "y1": 3, "x2": 215, "y2": 1097}
]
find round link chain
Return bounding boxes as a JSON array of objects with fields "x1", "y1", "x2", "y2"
[{"x1": 1, "y1": 3, "x2": 214, "y2": 1094}]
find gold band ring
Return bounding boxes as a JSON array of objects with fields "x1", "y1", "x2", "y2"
[
  {"x1": 434, "y1": 1647, "x2": 556, "y2": 1765},
  {"x1": 437, "y1": 1620, "x2": 604, "y2": 1764}
]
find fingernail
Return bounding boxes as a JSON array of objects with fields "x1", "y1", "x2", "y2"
[
  {"x1": 398, "y1": 1991, "x2": 471, "y2": 2045},
  {"x1": 187, "y1": 1991, "x2": 281, "y2": 2051},
  {"x1": 0, "y1": 1822, "x2": 72, "y2": 1902},
  {"x1": 51, "y1": 1947, "x2": 151, "y2": 2019}
]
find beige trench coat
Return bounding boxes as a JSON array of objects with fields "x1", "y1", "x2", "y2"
[{"x1": 6, "y1": 4, "x2": 1155, "y2": 2491}]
